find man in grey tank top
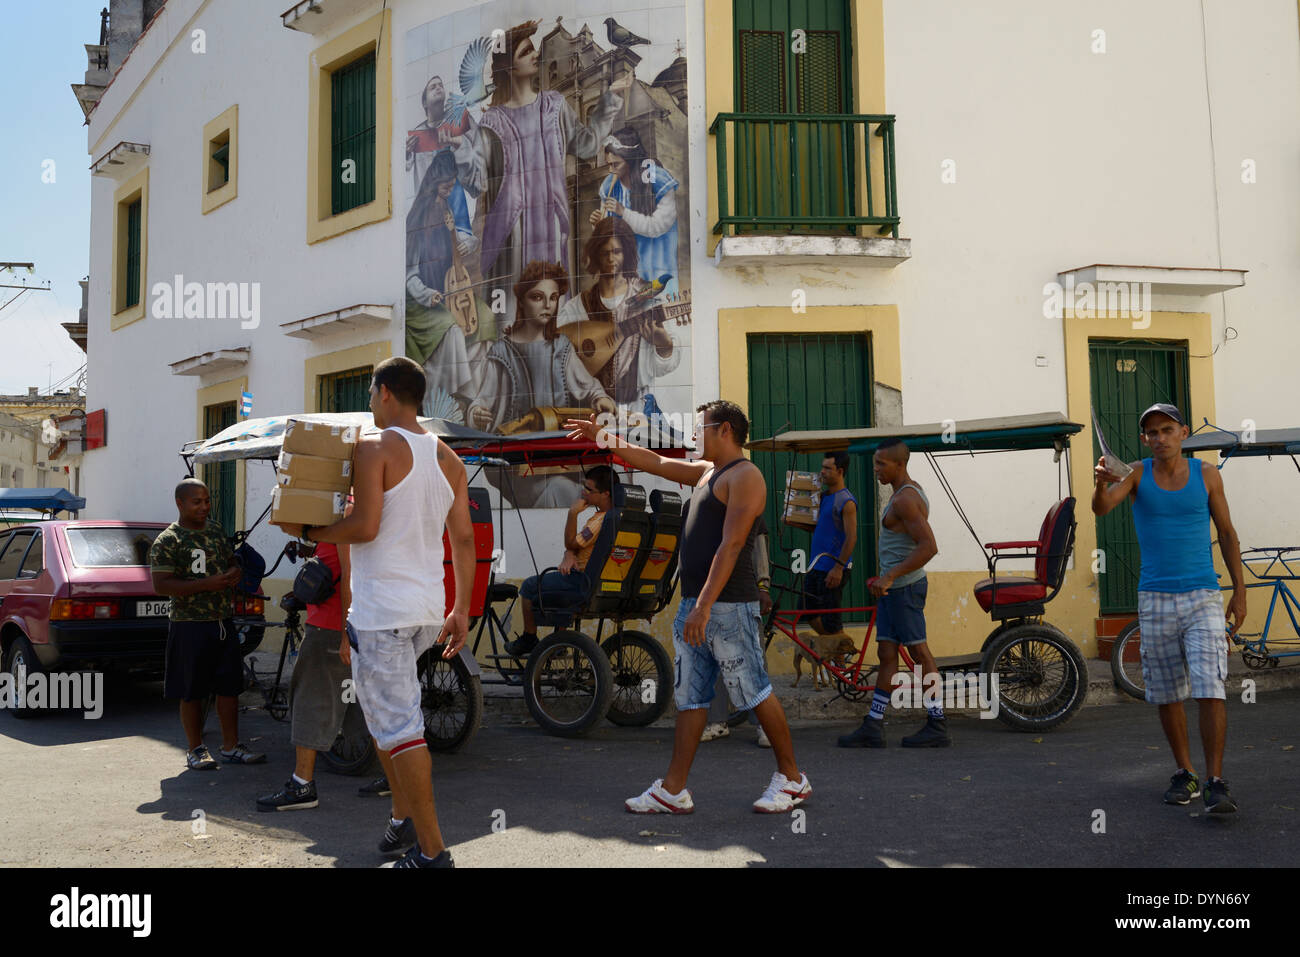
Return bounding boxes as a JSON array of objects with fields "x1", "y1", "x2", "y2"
[{"x1": 838, "y1": 438, "x2": 945, "y2": 749}]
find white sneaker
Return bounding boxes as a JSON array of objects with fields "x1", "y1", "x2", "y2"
[
  {"x1": 756, "y1": 726, "x2": 771, "y2": 748},
  {"x1": 700, "y1": 722, "x2": 730, "y2": 742},
  {"x1": 753, "y1": 771, "x2": 811, "y2": 813},
  {"x1": 625, "y1": 779, "x2": 695, "y2": 814}
]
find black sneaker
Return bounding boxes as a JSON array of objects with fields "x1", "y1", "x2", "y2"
[
  {"x1": 1203, "y1": 778, "x2": 1238, "y2": 814},
  {"x1": 378, "y1": 817, "x2": 416, "y2": 855},
  {"x1": 505, "y1": 632, "x2": 538, "y2": 658},
  {"x1": 901, "y1": 716, "x2": 952, "y2": 748},
  {"x1": 257, "y1": 779, "x2": 319, "y2": 812},
  {"x1": 837, "y1": 717, "x2": 885, "y2": 748},
  {"x1": 384, "y1": 845, "x2": 455, "y2": 869},
  {"x1": 358, "y1": 776, "x2": 391, "y2": 798},
  {"x1": 1163, "y1": 769, "x2": 1201, "y2": 805}
]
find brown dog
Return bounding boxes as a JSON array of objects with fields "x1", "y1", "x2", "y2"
[{"x1": 791, "y1": 631, "x2": 859, "y2": 689}]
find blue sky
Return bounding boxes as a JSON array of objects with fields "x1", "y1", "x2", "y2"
[{"x1": 0, "y1": 0, "x2": 110, "y2": 396}]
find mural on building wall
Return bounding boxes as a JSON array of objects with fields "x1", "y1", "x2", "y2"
[{"x1": 404, "y1": 5, "x2": 691, "y2": 506}]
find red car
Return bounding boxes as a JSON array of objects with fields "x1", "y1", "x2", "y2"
[{"x1": 0, "y1": 521, "x2": 265, "y2": 716}]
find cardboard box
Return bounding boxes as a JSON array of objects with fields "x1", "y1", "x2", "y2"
[
  {"x1": 271, "y1": 487, "x2": 346, "y2": 527},
  {"x1": 783, "y1": 505, "x2": 819, "y2": 529},
  {"x1": 277, "y1": 451, "x2": 352, "y2": 492},
  {"x1": 784, "y1": 489, "x2": 820, "y2": 509},
  {"x1": 785, "y1": 470, "x2": 820, "y2": 492},
  {"x1": 282, "y1": 418, "x2": 360, "y2": 460}
]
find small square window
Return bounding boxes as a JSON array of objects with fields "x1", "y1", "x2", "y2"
[{"x1": 202, "y1": 105, "x2": 238, "y2": 214}]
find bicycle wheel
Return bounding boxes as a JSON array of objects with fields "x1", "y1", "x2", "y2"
[
  {"x1": 980, "y1": 624, "x2": 1087, "y2": 731},
  {"x1": 417, "y1": 649, "x2": 483, "y2": 753},
  {"x1": 524, "y1": 631, "x2": 614, "y2": 737},
  {"x1": 602, "y1": 630, "x2": 672, "y2": 727},
  {"x1": 318, "y1": 701, "x2": 378, "y2": 776},
  {"x1": 1110, "y1": 620, "x2": 1145, "y2": 700}
]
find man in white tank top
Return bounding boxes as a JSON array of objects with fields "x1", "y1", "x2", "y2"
[{"x1": 274, "y1": 357, "x2": 476, "y2": 868}]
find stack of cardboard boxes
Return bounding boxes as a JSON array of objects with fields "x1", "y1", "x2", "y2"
[
  {"x1": 270, "y1": 419, "x2": 358, "y2": 527},
  {"x1": 782, "y1": 470, "x2": 821, "y2": 529}
]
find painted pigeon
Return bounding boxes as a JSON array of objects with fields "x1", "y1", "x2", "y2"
[
  {"x1": 445, "y1": 36, "x2": 494, "y2": 125},
  {"x1": 604, "y1": 17, "x2": 650, "y2": 49}
]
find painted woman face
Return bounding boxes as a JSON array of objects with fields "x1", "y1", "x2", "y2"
[
  {"x1": 521, "y1": 279, "x2": 561, "y2": 326},
  {"x1": 513, "y1": 38, "x2": 539, "y2": 79}
]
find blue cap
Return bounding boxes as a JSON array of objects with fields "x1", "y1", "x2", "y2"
[{"x1": 1139, "y1": 403, "x2": 1184, "y2": 428}]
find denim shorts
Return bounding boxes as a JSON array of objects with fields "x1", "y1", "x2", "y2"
[
  {"x1": 1138, "y1": 589, "x2": 1227, "y2": 704},
  {"x1": 351, "y1": 623, "x2": 440, "y2": 753},
  {"x1": 874, "y1": 578, "x2": 928, "y2": 646},
  {"x1": 672, "y1": 597, "x2": 773, "y2": 712}
]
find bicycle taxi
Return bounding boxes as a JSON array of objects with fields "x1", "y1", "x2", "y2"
[
  {"x1": 745, "y1": 411, "x2": 1090, "y2": 732},
  {"x1": 184, "y1": 410, "x2": 691, "y2": 766},
  {"x1": 1108, "y1": 420, "x2": 1300, "y2": 699}
]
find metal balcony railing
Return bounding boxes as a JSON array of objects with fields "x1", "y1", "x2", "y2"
[{"x1": 709, "y1": 113, "x2": 899, "y2": 239}]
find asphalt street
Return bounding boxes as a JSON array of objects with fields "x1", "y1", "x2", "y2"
[{"x1": 0, "y1": 679, "x2": 1296, "y2": 868}]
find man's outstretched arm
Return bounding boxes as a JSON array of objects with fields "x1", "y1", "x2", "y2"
[{"x1": 564, "y1": 413, "x2": 709, "y2": 486}]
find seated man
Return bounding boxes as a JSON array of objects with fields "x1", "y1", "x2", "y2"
[{"x1": 507, "y1": 465, "x2": 615, "y2": 657}]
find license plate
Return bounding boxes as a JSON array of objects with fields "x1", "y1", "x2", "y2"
[{"x1": 138, "y1": 599, "x2": 171, "y2": 617}]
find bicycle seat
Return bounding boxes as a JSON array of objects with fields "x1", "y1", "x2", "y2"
[
  {"x1": 487, "y1": 582, "x2": 518, "y2": 604},
  {"x1": 279, "y1": 593, "x2": 307, "y2": 612}
]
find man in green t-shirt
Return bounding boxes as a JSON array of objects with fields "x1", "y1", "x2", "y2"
[{"x1": 149, "y1": 478, "x2": 265, "y2": 770}]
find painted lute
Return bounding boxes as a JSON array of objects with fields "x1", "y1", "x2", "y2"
[{"x1": 563, "y1": 290, "x2": 692, "y2": 377}]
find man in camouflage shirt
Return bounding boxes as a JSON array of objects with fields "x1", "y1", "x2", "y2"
[{"x1": 149, "y1": 478, "x2": 265, "y2": 770}]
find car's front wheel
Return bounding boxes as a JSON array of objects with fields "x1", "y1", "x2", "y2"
[{"x1": 5, "y1": 636, "x2": 42, "y2": 720}]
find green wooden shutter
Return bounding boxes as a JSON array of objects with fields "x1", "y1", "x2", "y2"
[
  {"x1": 319, "y1": 366, "x2": 374, "y2": 413},
  {"x1": 124, "y1": 199, "x2": 142, "y2": 309},
  {"x1": 748, "y1": 332, "x2": 876, "y2": 620},
  {"x1": 331, "y1": 51, "x2": 376, "y2": 215},
  {"x1": 732, "y1": 0, "x2": 854, "y2": 233},
  {"x1": 203, "y1": 402, "x2": 238, "y2": 536},
  {"x1": 1089, "y1": 341, "x2": 1192, "y2": 614}
]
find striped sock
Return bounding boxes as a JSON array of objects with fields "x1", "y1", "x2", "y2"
[
  {"x1": 927, "y1": 703, "x2": 945, "y2": 720},
  {"x1": 868, "y1": 689, "x2": 889, "y2": 720}
]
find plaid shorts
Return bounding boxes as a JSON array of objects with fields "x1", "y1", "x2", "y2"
[{"x1": 1138, "y1": 589, "x2": 1227, "y2": 704}]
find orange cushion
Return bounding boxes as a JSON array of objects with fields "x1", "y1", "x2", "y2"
[{"x1": 974, "y1": 576, "x2": 1047, "y2": 611}]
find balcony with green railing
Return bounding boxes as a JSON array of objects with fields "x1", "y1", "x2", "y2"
[{"x1": 708, "y1": 113, "x2": 906, "y2": 264}]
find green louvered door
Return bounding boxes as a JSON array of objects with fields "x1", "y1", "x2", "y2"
[
  {"x1": 1089, "y1": 341, "x2": 1192, "y2": 614},
  {"x1": 734, "y1": 0, "x2": 854, "y2": 232},
  {"x1": 748, "y1": 333, "x2": 876, "y2": 621}
]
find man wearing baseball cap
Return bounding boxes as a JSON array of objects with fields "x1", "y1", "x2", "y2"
[{"x1": 1092, "y1": 403, "x2": 1246, "y2": 812}]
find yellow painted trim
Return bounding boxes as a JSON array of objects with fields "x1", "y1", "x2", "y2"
[
  {"x1": 201, "y1": 104, "x2": 238, "y2": 215},
  {"x1": 196, "y1": 376, "x2": 248, "y2": 529},
  {"x1": 304, "y1": 340, "x2": 392, "y2": 413},
  {"x1": 717, "y1": 305, "x2": 901, "y2": 414},
  {"x1": 704, "y1": 0, "x2": 732, "y2": 257},
  {"x1": 306, "y1": 9, "x2": 393, "y2": 245},
  {"x1": 705, "y1": 0, "x2": 888, "y2": 254},
  {"x1": 1063, "y1": 309, "x2": 1217, "y2": 652},
  {"x1": 110, "y1": 166, "x2": 149, "y2": 330}
]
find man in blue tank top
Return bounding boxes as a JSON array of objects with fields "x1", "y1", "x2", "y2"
[
  {"x1": 801, "y1": 452, "x2": 858, "y2": 635},
  {"x1": 1092, "y1": 403, "x2": 1247, "y2": 813}
]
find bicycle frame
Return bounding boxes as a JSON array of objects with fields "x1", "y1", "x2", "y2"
[{"x1": 1228, "y1": 562, "x2": 1300, "y2": 661}]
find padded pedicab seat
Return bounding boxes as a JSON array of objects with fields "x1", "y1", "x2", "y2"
[{"x1": 974, "y1": 576, "x2": 1047, "y2": 611}]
